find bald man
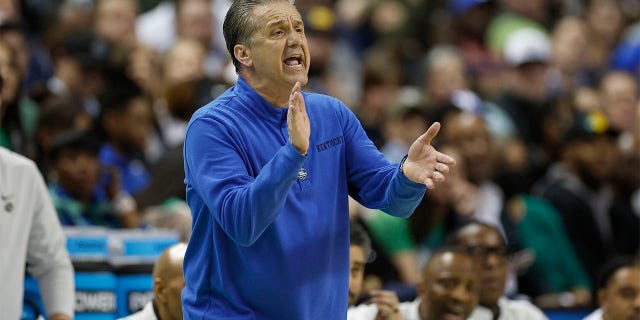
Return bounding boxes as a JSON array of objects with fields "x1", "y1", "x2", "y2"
[
  {"x1": 119, "y1": 242, "x2": 187, "y2": 320},
  {"x1": 399, "y1": 247, "x2": 480, "y2": 320}
]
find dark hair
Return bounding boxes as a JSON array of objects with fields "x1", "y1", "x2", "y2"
[
  {"x1": 223, "y1": 0, "x2": 294, "y2": 72},
  {"x1": 596, "y1": 256, "x2": 640, "y2": 290},
  {"x1": 350, "y1": 221, "x2": 372, "y2": 260},
  {"x1": 50, "y1": 128, "x2": 101, "y2": 161}
]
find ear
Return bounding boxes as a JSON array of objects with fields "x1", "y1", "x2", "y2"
[
  {"x1": 234, "y1": 44, "x2": 252, "y2": 68},
  {"x1": 153, "y1": 277, "x2": 165, "y2": 303}
]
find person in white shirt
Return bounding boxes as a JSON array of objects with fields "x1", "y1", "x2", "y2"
[
  {"x1": 584, "y1": 256, "x2": 640, "y2": 320},
  {"x1": 447, "y1": 220, "x2": 548, "y2": 320},
  {"x1": 347, "y1": 221, "x2": 402, "y2": 320},
  {"x1": 118, "y1": 242, "x2": 187, "y2": 320},
  {"x1": 399, "y1": 247, "x2": 479, "y2": 320},
  {"x1": 0, "y1": 74, "x2": 75, "y2": 320}
]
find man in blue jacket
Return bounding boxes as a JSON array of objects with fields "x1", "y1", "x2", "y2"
[{"x1": 182, "y1": 0, "x2": 456, "y2": 318}]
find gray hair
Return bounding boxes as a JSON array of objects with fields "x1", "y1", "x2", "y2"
[{"x1": 223, "y1": 0, "x2": 295, "y2": 72}]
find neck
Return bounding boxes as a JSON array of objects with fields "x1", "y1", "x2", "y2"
[{"x1": 240, "y1": 73, "x2": 291, "y2": 108}]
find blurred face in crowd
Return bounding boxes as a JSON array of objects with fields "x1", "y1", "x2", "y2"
[
  {"x1": 104, "y1": 97, "x2": 153, "y2": 152},
  {"x1": 55, "y1": 148, "x2": 101, "y2": 202},
  {"x1": 164, "y1": 39, "x2": 206, "y2": 86},
  {"x1": 551, "y1": 16, "x2": 588, "y2": 74},
  {"x1": 348, "y1": 243, "x2": 367, "y2": 307},
  {"x1": 586, "y1": 0, "x2": 623, "y2": 44},
  {"x1": 177, "y1": 0, "x2": 213, "y2": 49},
  {"x1": 94, "y1": 0, "x2": 138, "y2": 47},
  {"x1": 426, "y1": 53, "x2": 467, "y2": 107},
  {"x1": 600, "y1": 72, "x2": 639, "y2": 133},
  {"x1": 569, "y1": 134, "x2": 618, "y2": 189},
  {"x1": 419, "y1": 251, "x2": 479, "y2": 320},
  {"x1": 443, "y1": 112, "x2": 494, "y2": 183},
  {"x1": 455, "y1": 224, "x2": 508, "y2": 310},
  {"x1": 236, "y1": 1, "x2": 310, "y2": 102},
  {"x1": 0, "y1": 41, "x2": 19, "y2": 105},
  {"x1": 599, "y1": 265, "x2": 640, "y2": 320}
]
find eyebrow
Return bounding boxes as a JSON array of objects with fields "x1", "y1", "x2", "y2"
[
  {"x1": 266, "y1": 16, "x2": 303, "y2": 30},
  {"x1": 266, "y1": 18, "x2": 289, "y2": 30}
]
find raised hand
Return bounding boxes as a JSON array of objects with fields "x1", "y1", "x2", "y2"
[
  {"x1": 370, "y1": 290, "x2": 402, "y2": 320},
  {"x1": 286, "y1": 81, "x2": 310, "y2": 155},
  {"x1": 402, "y1": 122, "x2": 456, "y2": 189}
]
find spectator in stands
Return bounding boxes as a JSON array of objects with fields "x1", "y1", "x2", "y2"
[
  {"x1": 0, "y1": 73, "x2": 75, "y2": 320},
  {"x1": 348, "y1": 221, "x2": 402, "y2": 320},
  {"x1": 398, "y1": 246, "x2": 479, "y2": 320},
  {"x1": 93, "y1": 0, "x2": 139, "y2": 54},
  {"x1": 118, "y1": 242, "x2": 187, "y2": 320},
  {"x1": 34, "y1": 96, "x2": 92, "y2": 178},
  {"x1": 45, "y1": 30, "x2": 110, "y2": 119},
  {"x1": 599, "y1": 71, "x2": 638, "y2": 137},
  {"x1": 533, "y1": 113, "x2": 619, "y2": 286},
  {"x1": 97, "y1": 73, "x2": 153, "y2": 196},
  {"x1": 48, "y1": 128, "x2": 140, "y2": 228},
  {"x1": 584, "y1": 256, "x2": 640, "y2": 320},
  {"x1": 447, "y1": 220, "x2": 548, "y2": 319}
]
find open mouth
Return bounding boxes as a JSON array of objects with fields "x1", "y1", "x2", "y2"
[
  {"x1": 442, "y1": 305, "x2": 467, "y2": 320},
  {"x1": 283, "y1": 55, "x2": 304, "y2": 69}
]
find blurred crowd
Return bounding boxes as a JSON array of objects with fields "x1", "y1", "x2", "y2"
[{"x1": 0, "y1": 0, "x2": 638, "y2": 313}]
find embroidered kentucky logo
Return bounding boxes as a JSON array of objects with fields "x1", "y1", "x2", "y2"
[{"x1": 315, "y1": 136, "x2": 344, "y2": 153}]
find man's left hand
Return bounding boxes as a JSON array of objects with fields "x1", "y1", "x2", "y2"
[{"x1": 402, "y1": 122, "x2": 456, "y2": 189}]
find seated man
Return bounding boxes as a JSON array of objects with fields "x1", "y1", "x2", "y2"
[
  {"x1": 399, "y1": 247, "x2": 479, "y2": 320},
  {"x1": 584, "y1": 256, "x2": 640, "y2": 320},
  {"x1": 447, "y1": 220, "x2": 548, "y2": 319},
  {"x1": 348, "y1": 221, "x2": 402, "y2": 320},
  {"x1": 118, "y1": 242, "x2": 187, "y2": 320}
]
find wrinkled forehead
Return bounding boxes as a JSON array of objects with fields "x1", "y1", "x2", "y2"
[{"x1": 251, "y1": 1, "x2": 303, "y2": 27}]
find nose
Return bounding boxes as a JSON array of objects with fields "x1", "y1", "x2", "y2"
[
  {"x1": 451, "y1": 284, "x2": 472, "y2": 302},
  {"x1": 287, "y1": 31, "x2": 303, "y2": 46}
]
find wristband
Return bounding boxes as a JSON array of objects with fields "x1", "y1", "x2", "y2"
[{"x1": 399, "y1": 155, "x2": 408, "y2": 176}]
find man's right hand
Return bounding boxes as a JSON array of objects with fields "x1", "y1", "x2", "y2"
[{"x1": 287, "y1": 81, "x2": 310, "y2": 155}]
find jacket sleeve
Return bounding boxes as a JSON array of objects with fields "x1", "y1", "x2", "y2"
[
  {"x1": 25, "y1": 163, "x2": 75, "y2": 318},
  {"x1": 184, "y1": 116, "x2": 307, "y2": 246},
  {"x1": 340, "y1": 103, "x2": 426, "y2": 217}
]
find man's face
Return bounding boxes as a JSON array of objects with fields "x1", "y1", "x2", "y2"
[
  {"x1": 601, "y1": 266, "x2": 640, "y2": 320},
  {"x1": 456, "y1": 225, "x2": 508, "y2": 308},
  {"x1": 242, "y1": 2, "x2": 310, "y2": 96},
  {"x1": 349, "y1": 245, "x2": 367, "y2": 307},
  {"x1": 55, "y1": 149, "x2": 101, "y2": 200},
  {"x1": 420, "y1": 252, "x2": 479, "y2": 320}
]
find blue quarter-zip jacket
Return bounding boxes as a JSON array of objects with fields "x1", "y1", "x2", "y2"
[{"x1": 182, "y1": 77, "x2": 426, "y2": 319}]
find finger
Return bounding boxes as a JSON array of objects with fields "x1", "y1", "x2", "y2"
[
  {"x1": 435, "y1": 163, "x2": 450, "y2": 174},
  {"x1": 424, "y1": 177, "x2": 435, "y2": 189},
  {"x1": 416, "y1": 122, "x2": 441, "y2": 145},
  {"x1": 289, "y1": 81, "x2": 301, "y2": 106},
  {"x1": 437, "y1": 152, "x2": 456, "y2": 165},
  {"x1": 432, "y1": 171, "x2": 446, "y2": 183},
  {"x1": 295, "y1": 90, "x2": 306, "y2": 115}
]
